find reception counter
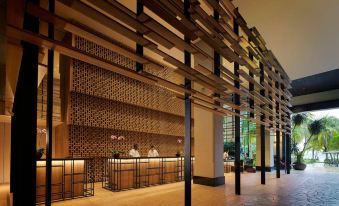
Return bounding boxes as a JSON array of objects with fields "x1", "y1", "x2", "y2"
[
  {"x1": 103, "y1": 157, "x2": 194, "y2": 191},
  {"x1": 36, "y1": 158, "x2": 94, "y2": 204},
  {"x1": 224, "y1": 160, "x2": 235, "y2": 173},
  {"x1": 224, "y1": 160, "x2": 245, "y2": 173}
]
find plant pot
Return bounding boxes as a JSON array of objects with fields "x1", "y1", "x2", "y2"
[
  {"x1": 36, "y1": 151, "x2": 43, "y2": 160},
  {"x1": 245, "y1": 167, "x2": 256, "y2": 173},
  {"x1": 113, "y1": 153, "x2": 120, "y2": 159},
  {"x1": 293, "y1": 162, "x2": 307, "y2": 170}
]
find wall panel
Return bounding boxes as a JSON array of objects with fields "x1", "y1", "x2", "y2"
[
  {"x1": 68, "y1": 36, "x2": 185, "y2": 181},
  {"x1": 0, "y1": 122, "x2": 10, "y2": 183}
]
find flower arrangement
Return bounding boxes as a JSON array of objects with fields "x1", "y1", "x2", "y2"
[
  {"x1": 109, "y1": 135, "x2": 126, "y2": 158},
  {"x1": 36, "y1": 128, "x2": 47, "y2": 159}
]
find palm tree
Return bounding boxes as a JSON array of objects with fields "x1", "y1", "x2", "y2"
[
  {"x1": 317, "y1": 116, "x2": 339, "y2": 152},
  {"x1": 292, "y1": 113, "x2": 308, "y2": 132},
  {"x1": 291, "y1": 113, "x2": 311, "y2": 161},
  {"x1": 295, "y1": 119, "x2": 324, "y2": 163}
]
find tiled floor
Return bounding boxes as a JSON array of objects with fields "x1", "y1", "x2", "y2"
[
  {"x1": 53, "y1": 164, "x2": 339, "y2": 206},
  {"x1": 1, "y1": 164, "x2": 339, "y2": 206}
]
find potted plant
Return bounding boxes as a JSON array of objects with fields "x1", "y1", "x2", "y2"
[
  {"x1": 176, "y1": 138, "x2": 182, "y2": 157},
  {"x1": 292, "y1": 114, "x2": 324, "y2": 170},
  {"x1": 110, "y1": 135, "x2": 126, "y2": 158},
  {"x1": 36, "y1": 128, "x2": 46, "y2": 160},
  {"x1": 110, "y1": 150, "x2": 125, "y2": 158}
]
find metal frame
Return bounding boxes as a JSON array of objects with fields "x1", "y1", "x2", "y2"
[
  {"x1": 286, "y1": 133, "x2": 291, "y2": 174},
  {"x1": 259, "y1": 62, "x2": 266, "y2": 184},
  {"x1": 282, "y1": 132, "x2": 286, "y2": 173},
  {"x1": 136, "y1": 0, "x2": 143, "y2": 73},
  {"x1": 275, "y1": 79, "x2": 281, "y2": 178},
  {"x1": 36, "y1": 158, "x2": 94, "y2": 205},
  {"x1": 183, "y1": 0, "x2": 192, "y2": 205},
  {"x1": 233, "y1": 18, "x2": 241, "y2": 195},
  {"x1": 45, "y1": 0, "x2": 55, "y2": 205},
  {"x1": 103, "y1": 157, "x2": 192, "y2": 192}
]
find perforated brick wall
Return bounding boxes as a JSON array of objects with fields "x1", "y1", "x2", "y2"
[{"x1": 68, "y1": 36, "x2": 185, "y2": 181}]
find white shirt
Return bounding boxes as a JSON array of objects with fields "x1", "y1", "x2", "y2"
[
  {"x1": 223, "y1": 152, "x2": 229, "y2": 160},
  {"x1": 148, "y1": 149, "x2": 159, "y2": 157},
  {"x1": 129, "y1": 149, "x2": 140, "y2": 157}
]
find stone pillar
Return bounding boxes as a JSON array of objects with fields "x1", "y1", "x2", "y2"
[
  {"x1": 193, "y1": 106, "x2": 225, "y2": 186},
  {"x1": 256, "y1": 126, "x2": 274, "y2": 171}
]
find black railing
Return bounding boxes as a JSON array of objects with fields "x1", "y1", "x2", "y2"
[
  {"x1": 102, "y1": 157, "x2": 194, "y2": 191},
  {"x1": 36, "y1": 158, "x2": 94, "y2": 204}
]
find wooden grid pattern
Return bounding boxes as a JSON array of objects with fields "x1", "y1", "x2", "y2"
[
  {"x1": 74, "y1": 36, "x2": 177, "y2": 81},
  {"x1": 71, "y1": 60, "x2": 184, "y2": 116},
  {"x1": 69, "y1": 125, "x2": 183, "y2": 181},
  {"x1": 68, "y1": 36, "x2": 185, "y2": 181},
  {"x1": 69, "y1": 92, "x2": 184, "y2": 136},
  {"x1": 37, "y1": 77, "x2": 61, "y2": 121}
]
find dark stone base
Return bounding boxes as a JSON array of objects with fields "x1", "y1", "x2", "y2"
[
  {"x1": 193, "y1": 176, "x2": 225, "y2": 187},
  {"x1": 293, "y1": 163, "x2": 307, "y2": 170},
  {"x1": 256, "y1": 166, "x2": 274, "y2": 172}
]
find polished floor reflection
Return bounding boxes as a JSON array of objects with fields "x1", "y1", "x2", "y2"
[
  {"x1": 1, "y1": 165, "x2": 339, "y2": 206},
  {"x1": 52, "y1": 165, "x2": 339, "y2": 206}
]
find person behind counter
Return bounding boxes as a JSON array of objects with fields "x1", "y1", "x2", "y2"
[
  {"x1": 223, "y1": 151, "x2": 229, "y2": 160},
  {"x1": 129, "y1": 144, "x2": 140, "y2": 157},
  {"x1": 148, "y1": 145, "x2": 159, "y2": 157}
]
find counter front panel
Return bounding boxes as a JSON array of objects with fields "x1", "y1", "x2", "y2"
[
  {"x1": 36, "y1": 158, "x2": 94, "y2": 204},
  {"x1": 103, "y1": 157, "x2": 193, "y2": 191}
]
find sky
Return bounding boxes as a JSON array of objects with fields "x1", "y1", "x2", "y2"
[{"x1": 309, "y1": 108, "x2": 339, "y2": 119}]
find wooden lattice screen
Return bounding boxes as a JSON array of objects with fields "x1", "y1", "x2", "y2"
[{"x1": 68, "y1": 36, "x2": 185, "y2": 181}]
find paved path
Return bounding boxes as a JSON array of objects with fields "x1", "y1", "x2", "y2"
[{"x1": 229, "y1": 165, "x2": 339, "y2": 206}]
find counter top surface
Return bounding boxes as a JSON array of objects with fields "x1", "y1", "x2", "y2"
[
  {"x1": 37, "y1": 157, "x2": 94, "y2": 161},
  {"x1": 37, "y1": 156, "x2": 194, "y2": 161},
  {"x1": 108, "y1": 156, "x2": 188, "y2": 159}
]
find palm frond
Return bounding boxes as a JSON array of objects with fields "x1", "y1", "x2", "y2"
[
  {"x1": 308, "y1": 119, "x2": 324, "y2": 136},
  {"x1": 292, "y1": 113, "x2": 309, "y2": 129}
]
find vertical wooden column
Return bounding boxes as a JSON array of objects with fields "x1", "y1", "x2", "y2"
[
  {"x1": 282, "y1": 131, "x2": 286, "y2": 173},
  {"x1": 248, "y1": 38, "x2": 254, "y2": 157},
  {"x1": 259, "y1": 62, "x2": 266, "y2": 184},
  {"x1": 282, "y1": 129, "x2": 286, "y2": 162},
  {"x1": 286, "y1": 112, "x2": 291, "y2": 174},
  {"x1": 213, "y1": 7, "x2": 220, "y2": 79},
  {"x1": 281, "y1": 83, "x2": 286, "y2": 173},
  {"x1": 286, "y1": 134, "x2": 291, "y2": 174},
  {"x1": 136, "y1": 0, "x2": 143, "y2": 72},
  {"x1": 0, "y1": 0, "x2": 5, "y2": 114},
  {"x1": 275, "y1": 75, "x2": 280, "y2": 178},
  {"x1": 248, "y1": 40, "x2": 254, "y2": 120},
  {"x1": 45, "y1": 0, "x2": 55, "y2": 205},
  {"x1": 10, "y1": 0, "x2": 39, "y2": 205},
  {"x1": 233, "y1": 17, "x2": 241, "y2": 195},
  {"x1": 184, "y1": 0, "x2": 192, "y2": 205}
]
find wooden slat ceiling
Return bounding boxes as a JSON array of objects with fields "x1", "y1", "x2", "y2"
[{"x1": 7, "y1": 0, "x2": 292, "y2": 130}]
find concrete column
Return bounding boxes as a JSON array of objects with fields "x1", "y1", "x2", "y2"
[
  {"x1": 193, "y1": 106, "x2": 225, "y2": 186},
  {"x1": 256, "y1": 126, "x2": 274, "y2": 171}
]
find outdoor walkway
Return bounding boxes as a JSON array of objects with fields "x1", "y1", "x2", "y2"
[{"x1": 1, "y1": 165, "x2": 339, "y2": 206}]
